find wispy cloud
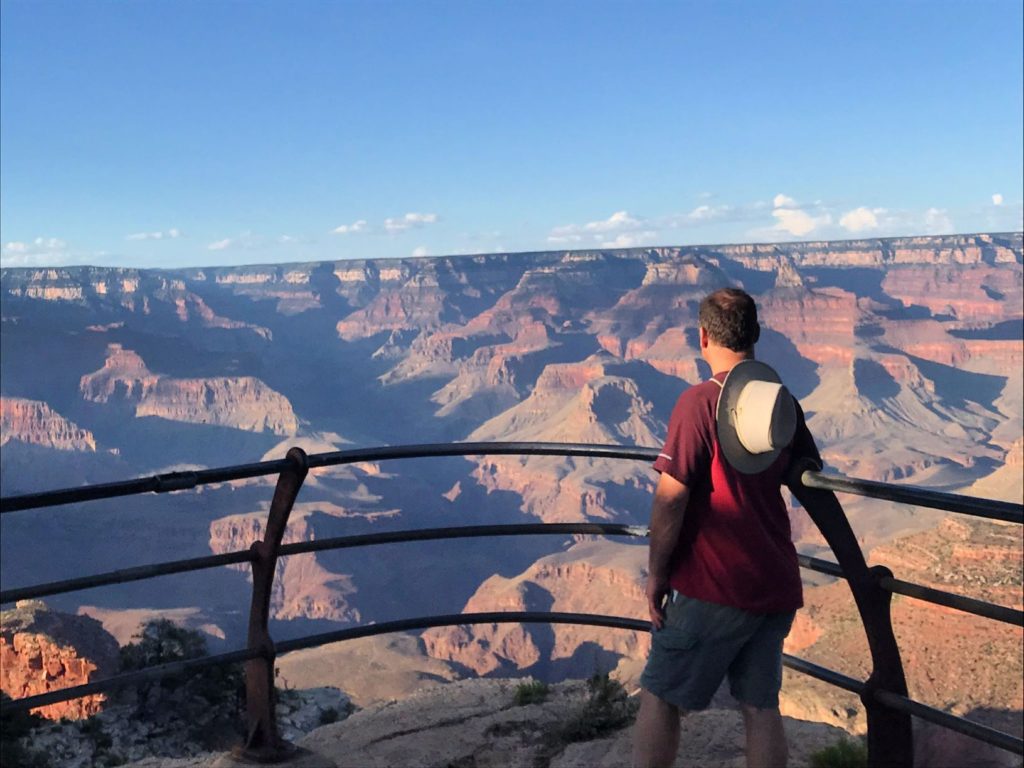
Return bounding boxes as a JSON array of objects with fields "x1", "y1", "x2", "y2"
[
  {"x1": 207, "y1": 238, "x2": 234, "y2": 251},
  {"x1": 332, "y1": 219, "x2": 368, "y2": 235},
  {"x1": 126, "y1": 228, "x2": 181, "y2": 241},
  {"x1": 992, "y1": 193, "x2": 1004, "y2": 206},
  {"x1": 923, "y1": 207, "x2": 953, "y2": 234},
  {"x1": 3, "y1": 236, "x2": 68, "y2": 254},
  {"x1": 411, "y1": 245, "x2": 431, "y2": 257},
  {"x1": 1, "y1": 237, "x2": 72, "y2": 267},
  {"x1": 548, "y1": 210, "x2": 647, "y2": 244},
  {"x1": 0, "y1": 237, "x2": 115, "y2": 268},
  {"x1": 384, "y1": 212, "x2": 439, "y2": 233},
  {"x1": 206, "y1": 232, "x2": 262, "y2": 251}
]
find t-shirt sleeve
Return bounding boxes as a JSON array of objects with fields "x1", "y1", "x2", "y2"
[
  {"x1": 652, "y1": 388, "x2": 713, "y2": 487},
  {"x1": 789, "y1": 400, "x2": 822, "y2": 470}
]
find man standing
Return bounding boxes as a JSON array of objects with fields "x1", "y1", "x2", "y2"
[{"x1": 632, "y1": 288, "x2": 820, "y2": 768}]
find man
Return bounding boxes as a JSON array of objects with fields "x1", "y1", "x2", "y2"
[{"x1": 632, "y1": 288, "x2": 820, "y2": 768}]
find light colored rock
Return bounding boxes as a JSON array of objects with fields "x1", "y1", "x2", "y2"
[{"x1": 296, "y1": 677, "x2": 852, "y2": 768}]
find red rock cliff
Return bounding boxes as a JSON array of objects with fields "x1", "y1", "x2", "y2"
[{"x1": 0, "y1": 600, "x2": 120, "y2": 720}]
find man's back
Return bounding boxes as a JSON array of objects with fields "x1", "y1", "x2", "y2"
[{"x1": 654, "y1": 372, "x2": 818, "y2": 613}]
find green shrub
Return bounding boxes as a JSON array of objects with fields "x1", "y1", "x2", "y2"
[
  {"x1": 119, "y1": 619, "x2": 245, "y2": 747},
  {"x1": 809, "y1": 737, "x2": 868, "y2": 768},
  {"x1": 514, "y1": 680, "x2": 550, "y2": 706},
  {"x1": 319, "y1": 706, "x2": 341, "y2": 725}
]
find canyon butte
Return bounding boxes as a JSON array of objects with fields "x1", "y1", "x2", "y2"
[{"x1": 1, "y1": 233, "x2": 1021, "y2": 754}]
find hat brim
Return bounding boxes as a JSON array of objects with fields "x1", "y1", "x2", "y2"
[{"x1": 716, "y1": 360, "x2": 786, "y2": 474}]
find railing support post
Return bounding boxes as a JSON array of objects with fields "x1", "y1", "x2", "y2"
[
  {"x1": 787, "y1": 459, "x2": 913, "y2": 768},
  {"x1": 237, "y1": 447, "x2": 308, "y2": 763}
]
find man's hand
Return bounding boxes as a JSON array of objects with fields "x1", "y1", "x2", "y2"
[{"x1": 646, "y1": 575, "x2": 671, "y2": 630}]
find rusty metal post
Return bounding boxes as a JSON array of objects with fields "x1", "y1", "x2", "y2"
[
  {"x1": 787, "y1": 458, "x2": 913, "y2": 767},
  {"x1": 238, "y1": 447, "x2": 308, "y2": 763}
]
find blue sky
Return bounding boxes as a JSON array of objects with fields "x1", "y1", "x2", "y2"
[{"x1": 2, "y1": 0, "x2": 1022, "y2": 269}]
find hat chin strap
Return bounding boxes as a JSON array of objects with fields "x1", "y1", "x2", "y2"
[{"x1": 734, "y1": 380, "x2": 785, "y2": 454}]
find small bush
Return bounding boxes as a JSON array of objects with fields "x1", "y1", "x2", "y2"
[
  {"x1": 514, "y1": 680, "x2": 550, "y2": 706},
  {"x1": 534, "y1": 674, "x2": 637, "y2": 767},
  {"x1": 0, "y1": 693, "x2": 49, "y2": 768},
  {"x1": 809, "y1": 737, "x2": 868, "y2": 768},
  {"x1": 556, "y1": 674, "x2": 636, "y2": 744}
]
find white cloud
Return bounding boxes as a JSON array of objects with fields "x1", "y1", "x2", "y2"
[
  {"x1": 682, "y1": 204, "x2": 736, "y2": 224},
  {"x1": 332, "y1": 219, "x2": 367, "y2": 235},
  {"x1": 384, "y1": 212, "x2": 439, "y2": 232},
  {"x1": 583, "y1": 210, "x2": 642, "y2": 233},
  {"x1": 768, "y1": 196, "x2": 830, "y2": 237},
  {"x1": 126, "y1": 228, "x2": 181, "y2": 241},
  {"x1": 992, "y1": 193, "x2": 1004, "y2": 206},
  {"x1": 839, "y1": 207, "x2": 885, "y2": 233},
  {"x1": 923, "y1": 207, "x2": 953, "y2": 234},
  {"x1": 207, "y1": 238, "x2": 234, "y2": 251},
  {"x1": 411, "y1": 246, "x2": 431, "y2": 257}
]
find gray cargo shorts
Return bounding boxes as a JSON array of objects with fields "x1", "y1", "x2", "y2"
[{"x1": 640, "y1": 591, "x2": 795, "y2": 711}]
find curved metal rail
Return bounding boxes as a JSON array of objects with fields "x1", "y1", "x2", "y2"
[{"x1": 2, "y1": 441, "x2": 1022, "y2": 763}]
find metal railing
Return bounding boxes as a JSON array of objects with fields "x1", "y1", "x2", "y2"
[{"x1": 1, "y1": 442, "x2": 1021, "y2": 766}]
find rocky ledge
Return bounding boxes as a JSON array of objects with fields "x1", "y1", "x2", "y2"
[{"x1": 114, "y1": 677, "x2": 852, "y2": 768}]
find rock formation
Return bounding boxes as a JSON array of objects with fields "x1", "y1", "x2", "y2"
[
  {"x1": 0, "y1": 600, "x2": 120, "y2": 720},
  {"x1": 80, "y1": 344, "x2": 298, "y2": 435},
  {"x1": 0, "y1": 397, "x2": 97, "y2": 451}
]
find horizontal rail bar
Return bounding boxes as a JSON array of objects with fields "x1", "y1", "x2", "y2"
[
  {"x1": 878, "y1": 576, "x2": 1023, "y2": 627},
  {"x1": 304, "y1": 442, "x2": 660, "y2": 469},
  {"x1": 874, "y1": 689, "x2": 1023, "y2": 755},
  {"x1": 797, "y1": 553, "x2": 846, "y2": 579},
  {"x1": 781, "y1": 654, "x2": 865, "y2": 694},
  {"x1": 0, "y1": 549, "x2": 256, "y2": 605},
  {"x1": 801, "y1": 471, "x2": 1023, "y2": 524},
  {"x1": 0, "y1": 521, "x2": 837, "y2": 607},
  {"x1": 0, "y1": 442, "x2": 658, "y2": 513},
  {"x1": 0, "y1": 459, "x2": 290, "y2": 513},
  {"x1": 274, "y1": 611, "x2": 651, "y2": 655},
  {"x1": 278, "y1": 522, "x2": 651, "y2": 558},
  {"x1": 1, "y1": 610, "x2": 865, "y2": 717},
  {"x1": 0, "y1": 646, "x2": 261, "y2": 714},
  {"x1": 5, "y1": 443, "x2": 1018, "y2": 527}
]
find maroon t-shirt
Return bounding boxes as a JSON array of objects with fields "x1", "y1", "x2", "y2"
[{"x1": 652, "y1": 371, "x2": 820, "y2": 614}]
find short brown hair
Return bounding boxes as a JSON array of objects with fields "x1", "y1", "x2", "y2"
[{"x1": 698, "y1": 288, "x2": 760, "y2": 352}]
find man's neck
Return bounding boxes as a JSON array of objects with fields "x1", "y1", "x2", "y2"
[{"x1": 705, "y1": 347, "x2": 754, "y2": 376}]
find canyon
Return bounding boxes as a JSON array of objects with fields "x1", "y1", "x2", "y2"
[{"x1": 0, "y1": 233, "x2": 1020, "y2": 747}]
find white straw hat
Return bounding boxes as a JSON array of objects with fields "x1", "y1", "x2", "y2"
[{"x1": 715, "y1": 360, "x2": 797, "y2": 474}]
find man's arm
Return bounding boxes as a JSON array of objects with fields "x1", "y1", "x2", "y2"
[{"x1": 646, "y1": 471, "x2": 690, "y2": 630}]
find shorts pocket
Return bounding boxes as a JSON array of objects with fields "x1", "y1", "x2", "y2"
[{"x1": 652, "y1": 623, "x2": 700, "y2": 653}]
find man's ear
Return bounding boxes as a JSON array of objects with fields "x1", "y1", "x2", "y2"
[{"x1": 699, "y1": 327, "x2": 709, "y2": 349}]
